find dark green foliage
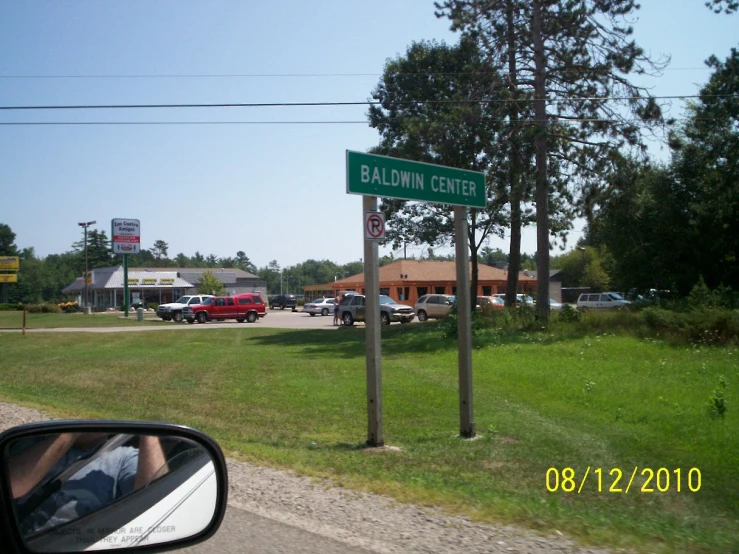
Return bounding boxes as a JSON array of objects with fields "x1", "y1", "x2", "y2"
[
  {"x1": 0, "y1": 223, "x2": 19, "y2": 256},
  {"x1": 0, "y1": 303, "x2": 24, "y2": 311},
  {"x1": 589, "y1": 49, "x2": 739, "y2": 294},
  {"x1": 708, "y1": 375, "x2": 728, "y2": 418},
  {"x1": 368, "y1": 37, "x2": 511, "y2": 309},
  {"x1": 642, "y1": 307, "x2": 739, "y2": 345},
  {"x1": 557, "y1": 304, "x2": 583, "y2": 322},
  {"x1": 197, "y1": 270, "x2": 226, "y2": 296},
  {"x1": 438, "y1": 300, "x2": 487, "y2": 339},
  {"x1": 436, "y1": 0, "x2": 668, "y2": 321},
  {"x1": 25, "y1": 303, "x2": 62, "y2": 314}
]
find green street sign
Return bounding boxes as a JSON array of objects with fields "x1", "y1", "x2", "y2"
[{"x1": 346, "y1": 150, "x2": 486, "y2": 209}]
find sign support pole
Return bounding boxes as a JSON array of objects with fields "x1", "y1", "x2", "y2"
[
  {"x1": 454, "y1": 206, "x2": 475, "y2": 438},
  {"x1": 363, "y1": 195, "x2": 383, "y2": 447},
  {"x1": 124, "y1": 254, "x2": 130, "y2": 317}
]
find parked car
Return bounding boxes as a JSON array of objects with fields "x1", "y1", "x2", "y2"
[
  {"x1": 476, "y1": 295, "x2": 505, "y2": 315},
  {"x1": 184, "y1": 293, "x2": 266, "y2": 324},
  {"x1": 303, "y1": 297, "x2": 336, "y2": 316},
  {"x1": 269, "y1": 294, "x2": 297, "y2": 311},
  {"x1": 576, "y1": 292, "x2": 631, "y2": 309},
  {"x1": 493, "y1": 293, "x2": 535, "y2": 307},
  {"x1": 549, "y1": 298, "x2": 564, "y2": 310},
  {"x1": 414, "y1": 294, "x2": 456, "y2": 321},
  {"x1": 156, "y1": 295, "x2": 215, "y2": 322},
  {"x1": 338, "y1": 293, "x2": 415, "y2": 326}
]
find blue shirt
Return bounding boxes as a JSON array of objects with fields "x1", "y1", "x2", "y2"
[{"x1": 20, "y1": 446, "x2": 139, "y2": 535}]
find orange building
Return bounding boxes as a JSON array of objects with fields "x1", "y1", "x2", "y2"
[{"x1": 303, "y1": 260, "x2": 536, "y2": 305}]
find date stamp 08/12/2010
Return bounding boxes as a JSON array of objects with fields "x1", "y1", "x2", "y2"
[{"x1": 546, "y1": 467, "x2": 702, "y2": 494}]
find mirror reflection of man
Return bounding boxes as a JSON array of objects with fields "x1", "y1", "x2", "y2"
[{"x1": 8, "y1": 433, "x2": 167, "y2": 534}]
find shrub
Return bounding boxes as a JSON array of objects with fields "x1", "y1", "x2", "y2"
[
  {"x1": 708, "y1": 376, "x2": 728, "y2": 418},
  {"x1": 558, "y1": 304, "x2": 583, "y2": 323},
  {"x1": 439, "y1": 301, "x2": 487, "y2": 339},
  {"x1": 26, "y1": 303, "x2": 62, "y2": 314},
  {"x1": 0, "y1": 303, "x2": 24, "y2": 311},
  {"x1": 642, "y1": 306, "x2": 739, "y2": 345}
]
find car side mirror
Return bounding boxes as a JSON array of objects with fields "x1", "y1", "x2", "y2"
[{"x1": 0, "y1": 421, "x2": 228, "y2": 553}]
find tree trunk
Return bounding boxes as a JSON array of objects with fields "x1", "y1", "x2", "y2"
[
  {"x1": 531, "y1": 0, "x2": 550, "y2": 322},
  {"x1": 505, "y1": 0, "x2": 522, "y2": 307}
]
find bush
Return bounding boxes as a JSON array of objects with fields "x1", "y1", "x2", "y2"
[
  {"x1": 26, "y1": 303, "x2": 62, "y2": 314},
  {"x1": 0, "y1": 303, "x2": 24, "y2": 311},
  {"x1": 558, "y1": 304, "x2": 583, "y2": 322},
  {"x1": 439, "y1": 301, "x2": 488, "y2": 339},
  {"x1": 146, "y1": 302, "x2": 159, "y2": 311},
  {"x1": 642, "y1": 306, "x2": 739, "y2": 345}
]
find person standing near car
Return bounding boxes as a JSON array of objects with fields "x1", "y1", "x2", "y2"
[{"x1": 333, "y1": 296, "x2": 340, "y2": 326}]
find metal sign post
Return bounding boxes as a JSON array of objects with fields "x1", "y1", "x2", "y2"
[
  {"x1": 123, "y1": 254, "x2": 130, "y2": 316},
  {"x1": 112, "y1": 218, "x2": 140, "y2": 316}
]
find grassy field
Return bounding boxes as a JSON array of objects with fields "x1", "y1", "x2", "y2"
[
  {"x1": 1, "y1": 319, "x2": 736, "y2": 553},
  {"x1": 0, "y1": 310, "x2": 167, "y2": 329}
]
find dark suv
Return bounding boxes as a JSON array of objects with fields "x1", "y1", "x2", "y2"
[
  {"x1": 338, "y1": 293, "x2": 415, "y2": 326},
  {"x1": 269, "y1": 294, "x2": 297, "y2": 311}
]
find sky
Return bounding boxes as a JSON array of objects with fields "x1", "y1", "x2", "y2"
[{"x1": 0, "y1": 1, "x2": 736, "y2": 270}]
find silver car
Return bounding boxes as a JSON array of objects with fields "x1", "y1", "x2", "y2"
[
  {"x1": 414, "y1": 294, "x2": 456, "y2": 321},
  {"x1": 303, "y1": 297, "x2": 336, "y2": 317}
]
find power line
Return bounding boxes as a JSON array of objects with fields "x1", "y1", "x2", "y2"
[
  {"x1": 0, "y1": 116, "x2": 717, "y2": 126},
  {"x1": 0, "y1": 67, "x2": 714, "y2": 79},
  {"x1": 0, "y1": 94, "x2": 736, "y2": 111}
]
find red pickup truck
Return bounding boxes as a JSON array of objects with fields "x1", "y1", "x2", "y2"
[{"x1": 184, "y1": 293, "x2": 266, "y2": 324}]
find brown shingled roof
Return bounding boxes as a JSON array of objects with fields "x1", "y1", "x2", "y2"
[{"x1": 333, "y1": 260, "x2": 536, "y2": 285}]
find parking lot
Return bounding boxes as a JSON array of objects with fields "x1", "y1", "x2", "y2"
[
  {"x1": 157, "y1": 307, "x2": 420, "y2": 330},
  {"x1": 152, "y1": 307, "x2": 377, "y2": 330}
]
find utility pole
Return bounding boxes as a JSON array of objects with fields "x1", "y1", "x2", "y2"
[{"x1": 78, "y1": 220, "x2": 96, "y2": 313}]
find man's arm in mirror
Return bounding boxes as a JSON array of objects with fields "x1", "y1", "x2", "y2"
[
  {"x1": 7, "y1": 433, "x2": 81, "y2": 499},
  {"x1": 134, "y1": 435, "x2": 168, "y2": 490}
]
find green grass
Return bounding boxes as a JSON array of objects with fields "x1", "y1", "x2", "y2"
[
  {"x1": 0, "y1": 321, "x2": 737, "y2": 553},
  {"x1": 0, "y1": 310, "x2": 168, "y2": 328}
]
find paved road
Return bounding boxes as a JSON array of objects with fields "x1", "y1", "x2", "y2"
[{"x1": 178, "y1": 505, "x2": 373, "y2": 554}]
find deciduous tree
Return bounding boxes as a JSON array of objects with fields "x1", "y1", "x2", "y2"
[
  {"x1": 197, "y1": 270, "x2": 225, "y2": 296},
  {"x1": 0, "y1": 223, "x2": 19, "y2": 255},
  {"x1": 368, "y1": 38, "x2": 509, "y2": 308}
]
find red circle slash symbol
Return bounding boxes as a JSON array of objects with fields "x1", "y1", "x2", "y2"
[{"x1": 365, "y1": 212, "x2": 385, "y2": 240}]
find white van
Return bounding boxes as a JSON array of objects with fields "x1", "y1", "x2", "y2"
[{"x1": 576, "y1": 292, "x2": 631, "y2": 309}]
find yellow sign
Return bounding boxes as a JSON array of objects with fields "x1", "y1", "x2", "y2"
[
  {"x1": 0, "y1": 256, "x2": 19, "y2": 271},
  {"x1": 160, "y1": 279, "x2": 174, "y2": 285},
  {"x1": 142, "y1": 279, "x2": 157, "y2": 285},
  {"x1": 0, "y1": 273, "x2": 18, "y2": 283},
  {"x1": 128, "y1": 279, "x2": 140, "y2": 285}
]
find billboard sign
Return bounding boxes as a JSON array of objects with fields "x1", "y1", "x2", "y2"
[
  {"x1": 111, "y1": 219, "x2": 141, "y2": 254},
  {"x1": 0, "y1": 256, "x2": 19, "y2": 271}
]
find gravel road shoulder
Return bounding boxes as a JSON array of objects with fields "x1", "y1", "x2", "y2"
[{"x1": 0, "y1": 402, "x2": 618, "y2": 554}]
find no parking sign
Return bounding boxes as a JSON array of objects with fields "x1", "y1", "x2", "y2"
[{"x1": 364, "y1": 212, "x2": 385, "y2": 240}]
